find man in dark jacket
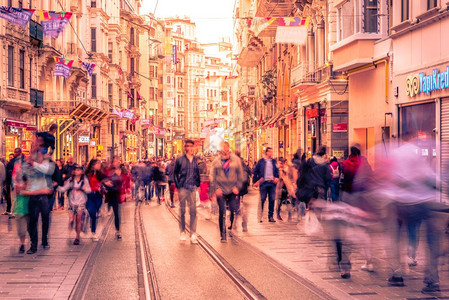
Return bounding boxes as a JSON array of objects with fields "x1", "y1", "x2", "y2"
[
  {"x1": 253, "y1": 147, "x2": 279, "y2": 223},
  {"x1": 174, "y1": 139, "x2": 200, "y2": 244}
]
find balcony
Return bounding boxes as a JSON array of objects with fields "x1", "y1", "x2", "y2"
[
  {"x1": 30, "y1": 89, "x2": 44, "y2": 108},
  {"x1": 29, "y1": 20, "x2": 43, "y2": 45},
  {"x1": 291, "y1": 63, "x2": 330, "y2": 90},
  {"x1": 237, "y1": 36, "x2": 265, "y2": 67}
]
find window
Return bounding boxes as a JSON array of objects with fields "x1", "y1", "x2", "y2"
[
  {"x1": 214, "y1": 90, "x2": 217, "y2": 97},
  {"x1": 167, "y1": 76, "x2": 171, "y2": 84},
  {"x1": 8, "y1": 46, "x2": 14, "y2": 87},
  {"x1": 160, "y1": 91, "x2": 163, "y2": 98},
  {"x1": 130, "y1": 58, "x2": 135, "y2": 75},
  {"x1": 108, "y1": 83, "x2": 113, "y2": 104},
  {"x1": 428, "y1": 0, "x2": 438, "y2": 9},
  {"x1": 18, "y1": 0, "x2": 23, "y2": 8},
  {"x1": 19, "y1": 50, "x2": 25, "y2": 89},
  {"x1": 130, "y1": 27, "x2": 135, "y2": 45},
  {"x1": 179, "y1": 78, "x2": 183, "y2": 88},
  {"x1": 91, "y1": 74, "x2": 97, "y2": 99},
  {"x1": 129, "y1": 89, "x2": 135, "y2": 108},
  {"x1": 91, "y1": 0, "x2": 96, "y2": 7},
  {"x1": 108, "y1": 42, "x2": 113, "y2": 60},
  {"x1": 91, "y1": 28, "x2": 96, "y2": 52},
  {"x1": 401, "y1": 0, "x2": 409, "y2": 22},
  {"x1": 119, "y1": 88, "x2": 122, "y2": 106},
  {"x1": 7, "y1": 0, "x2": 12, "y2": 7},
  {"x1": 149, "y1": 87, "x2": 154, "y2": 100},
  {"x1": 364, "y1": 0, "x2": 378, "y2": 33}
]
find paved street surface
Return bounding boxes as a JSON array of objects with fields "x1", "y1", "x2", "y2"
[{"x1": 195, "y1": 188, "x2": 449, "y2": 300}]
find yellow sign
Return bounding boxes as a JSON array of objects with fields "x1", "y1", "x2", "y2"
[
  {"x1": 332, "y1": 150, "x2": 344, "y2": 158},
  {"x1": 97, "y1": 144, "x2": 104, "y2": 150},
  {"x1": 405, "y1": 74, "x2": 420, "y2": 97}
]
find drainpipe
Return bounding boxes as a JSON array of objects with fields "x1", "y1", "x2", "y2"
[{"x1": 347, "y1": 59, "x2": 389, "y2": 103}]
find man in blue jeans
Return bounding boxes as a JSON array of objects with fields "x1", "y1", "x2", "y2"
[{"x1": 253, "y1": 147, "x2": 279, "y2": 223}]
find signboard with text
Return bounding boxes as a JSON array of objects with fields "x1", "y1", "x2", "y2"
[{"x1": 332, "y1": 123, "x2": 348, "y2": 132}]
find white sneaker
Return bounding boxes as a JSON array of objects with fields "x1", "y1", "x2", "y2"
[
  {"x1": 92, "y1": 233, "x2": 99, "y2": 242},
  {"x1": 190, "y1": 233, "x2": 198, "y2": 244},
  {"x1": 179, "y1": 231, "x2": 187, "y2": 241},
  {"x1": 361, "y1": 263, "x2": 374, "y2": 272},
  {"x1": 408, "y1": 256, "x2": 418, "y2": 267}
]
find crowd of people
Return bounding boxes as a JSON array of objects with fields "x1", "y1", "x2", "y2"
[{"x1": 0, "y1": 126, "x2": 446, "y2": 295}]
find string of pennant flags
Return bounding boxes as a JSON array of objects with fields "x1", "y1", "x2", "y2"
[{"x1": 0, "y1": 7, "x2": 72, "y2": 38}]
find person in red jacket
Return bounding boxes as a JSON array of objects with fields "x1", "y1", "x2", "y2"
[{"x1": 85, "y1": 159, "x2": 105, "y2": 241}]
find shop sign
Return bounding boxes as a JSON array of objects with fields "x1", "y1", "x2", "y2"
[
  {"x1": 406, "y1": 66, "x2": 449, "y2": 97},
  {"x1": 306, "y1": 108, "x2": 326, "y2": 118},
  {"x1": 332, "y1": 123, "x2": 348, "y2": 132},
  {"x1": 78, "y1": 136, "x2": 90, "y2": 145},
  {"x1": 333, "y1": 150, "x2": 344, "y2": 158},
  {"x1": 174, "y1": 135, "x2": 183, "y2": 140},
  {"x1": 6, "y1": 119, "x2": 27, "y2": 128},
  {"x1": 141, "y1": 119, "x2": 150, "y2": 125},
  {"x1": 26, "y1": 125, "x2": 37, "y2": 131}
]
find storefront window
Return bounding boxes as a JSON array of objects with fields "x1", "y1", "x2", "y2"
[{"x1": 400, "y1": 102, "x2": 436, "y2": 169}]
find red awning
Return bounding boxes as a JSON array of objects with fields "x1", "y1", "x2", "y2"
[
  {"x1": 6, "y1": 119, "x2": 27, "y2": 128},
  {"x1": 26, "y1": 125, "x2": 38, "y2": 131}
]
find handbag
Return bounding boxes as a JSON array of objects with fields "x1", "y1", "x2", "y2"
[{"x1": 303, "y1": 211, "x2": 323, "y2": 236}]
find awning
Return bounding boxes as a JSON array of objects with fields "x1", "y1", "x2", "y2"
[
  {"x1": 70, "y1": 103, "x2": 108, "y2": 123},
  {"x1": 6, "y1": 119, "x2": 27, "y2": 128},
  {"x1": 264, "y1": 111, "x2": 283, "y2": 128}
]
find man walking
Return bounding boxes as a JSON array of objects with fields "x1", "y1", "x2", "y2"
[
  {"x1": 3, "y1": 148, "x2": 23, "y2": 217},
  {"x1": 253, "y1": 147, "x2": 279, "y2": 223},
  {"x1": 23, "y1": 137, "x2": 55, "y2": 254},
  {"x1": 210, "y1": 142, "x2": 244, "y2": 242},
  {"x1": 174, "y1": 140, "x2": 200, "y2": 244}
]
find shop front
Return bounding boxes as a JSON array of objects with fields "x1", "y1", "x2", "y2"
[{"x1": 4, "y1": 119, "x2": 38, "y2": 157}]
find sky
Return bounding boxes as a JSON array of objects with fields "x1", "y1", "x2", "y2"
[{"x1": 141, "y1": 0, "x2": 235, "y2": 43}]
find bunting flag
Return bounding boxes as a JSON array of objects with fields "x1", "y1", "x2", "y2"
[
  {"x1": 54, "y1": 57, "x2": 74, "y2": 79},
  {"x1": 127, "y1": 90, "x2": 133, "y2": 99},
  {"x1": 250, "y1": 17, "x2": 277, "y2": 36},
  {"x1": 79, "y1": 61, "x2": 95, "y2": 76},
  {"x1": 136, "y1": 91, "x2": 142, "y2": 101},
  {"x1": 172, "y1": 45, "x2": 177, "y2": 65},
  {"x1": 38, "y1": 10, "x2": 72, "y2": 38},
  {"x1": 0, "y1": 7, "x2": 35, "y2": 27}
]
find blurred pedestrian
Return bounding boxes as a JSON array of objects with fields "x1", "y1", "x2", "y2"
[
  {"x1": 174, "y1": 140, "x2": 200, "y2": 244},
  {"x1": 253, "y1": 147, "x2": 279, "y2": 223},
  {"x1": 329, "y1": 157, "x2": 341, "y2": 202},
  {"x1": 231, "y1": 150, "x2": 251, "y2": 232},
  {"x1": 165, "y1": 159, "x2": 176, "y2": 208},
  {"x1": 210, "y1": 142, "x2": 244, "y2": 242},
  {"x1": 57, "y1": 165, "x2": 91, "y2": 245},
  {"x1": 86, "y1": 159, "x2": 105, "y2": 242},
  {"x1": 104, "y1": 166, "x2": 124, "y2": 240},
  {"x1": 3, "y1": 148, "x2": 22, "y2": 216},
  {"x1": 12, "y1": 154, "x2": 28, "y2": 253}
]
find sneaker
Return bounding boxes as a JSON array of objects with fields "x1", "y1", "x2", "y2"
[
  {"x1": 277, "y1": 215, "x2": 283, "y2": 221},
  {"x1": 92, "y1": 233, "x2": 99, "y2": 242},
  {"x1": 422, "y1": 283, "x2": 440, "y2": 293},
  {"x1": 220, "y1": 236, "x2": 227, "y2": 243},
  {"x1": 190, "y1": 234, "x2": 198, "y2": 244},
  {"x1": 388, "y1": 276, "x2": 404, "y2": 287},
  {"x1": 19, "y1": 245, "x2": 25, "y2": 253},
  {"x1": 73, "y1": 238, "x2": 80, "y2": 245},
  {"x1": 170, "y1": 204, "x2": 176, "y2": 208},
  {"x1": 26, "y1": 248, "x2": 37, "y2": 254},
  {"x1": 8, "y1": 214, "x2": 15, "y2": 219},
  {"x1": 361, "y1": 263, "x2": 374, "y2": 272},
  {"x1": 2, "y1": 211, "x2": 9, "y2": 215},
  {"x1": 408, "y1": 256, "x2": 418, "y2": 267},
  {"x1": 42, "y1": 244, "x2": 50, "y2": 250},
  {"x1": 268, "y1": 217, "x2": 276, "y2": 223},
  {"x1": 180, "y1": 231, "x2": 187, "y2": 241},
  {"x1": 228, "y1": 230, "x2": 233, "y2": 237},
  {"x1": 340, "y1": 272, "x2": 351, "y2": 279}
]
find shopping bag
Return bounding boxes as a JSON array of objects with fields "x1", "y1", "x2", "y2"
[
  {"x1": 303, "y1": 211, "x2": 323, "y2": 236},
  {"x1": 80, "y1": 210, "x2": 90, "y2": 233}
]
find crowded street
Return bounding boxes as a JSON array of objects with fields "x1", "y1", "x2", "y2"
[{"x1": 2, "y1": 0, "x2": 449, "y2": 299}]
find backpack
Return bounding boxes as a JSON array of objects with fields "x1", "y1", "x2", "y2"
[{"x1": 330, "y1": 164, "x2": 340, "y2": 179}]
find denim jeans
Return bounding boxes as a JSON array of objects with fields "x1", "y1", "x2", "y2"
[
  {"x1": 28, "y1": 194, "x2": 50, "y2": 249},
  {"x1": 258, "y1": 182, "x2": 276, "y2": 219},
  {"x1": 87, "y1": 192, "x2": 103, "y2": 233},
  {"x1": 217, "y1": 193, "x2": 238, "y2": 236},
  {"x1": 179, "y1": 188, "x2": 197, "y2": 233},
  {"x1": 330, "y1": 179, "x2": 340, "y2": 202}
]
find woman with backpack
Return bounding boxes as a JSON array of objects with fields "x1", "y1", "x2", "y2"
[
  {"x1": 329, "y1": 157, "x2": 341, "y2": 202},
  {"x1": 85, "y1": 159, "x2": 105, "y2": 242},
  {"x1": 57, "y1": 165, "x2": 91, "y2": 245}
]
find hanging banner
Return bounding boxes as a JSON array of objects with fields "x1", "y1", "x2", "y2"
[
  {"x1": 80, "y1": 61, "x2": 95, "y2": 76},
  {"x1": 39, "y1": 10, "x2": 72, "y2": 38},
  {"x1": 275, "y1": 26, "x2": 307, "y2": 44},
  {"x1": 249, "y1": 17, "x2": 277, "y2": 36},
  {"x1": 278, "y1": 17, "x2": 309, "y2": 27},
  {"x1": 165, "y1": 37, "x2": 172, "y2": 56},
  {"x1": 54, "y1": 57, "x2": 74, "y2": 79},
  {"x1": 0, "y1": 7, "x2": 35, "y2": 27}
]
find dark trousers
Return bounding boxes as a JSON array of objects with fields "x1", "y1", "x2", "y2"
[
  {"x1": 260, "y1": 182, "x2": 276, "y2": 218},
  {"x1": 87, "y1": 192, "x2": 103, "y2": 233},
  {"x1": 144, "y1": 183, "x2": 151, "y2": 201},
  {"x1": 5, "y1": 184, "x2": 12, "y2": 213},
  {"x1": 28, "y1": 194, "x2": 50, "y2": 249},
  {"x1": 108, "y1": 200, "x2": 120, "y2": 231},
  {"x1": 217, "y1": 193, "x2": 238, "y2": 237}
]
